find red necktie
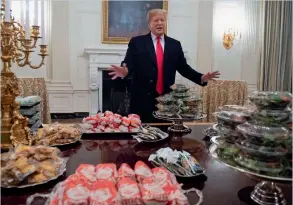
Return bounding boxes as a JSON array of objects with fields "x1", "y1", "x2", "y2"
[{"x1": 156, "y1": 36, "x2": 164, "y2": 94}]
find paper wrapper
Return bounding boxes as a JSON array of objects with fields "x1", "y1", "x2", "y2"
[
  {"x1": 134, "y1": 161, "x2": 153, "y2": 183},
  {"x1": 118, "y1": 163, "x2": 136, "y2": 182},
  {"x1": 117, "y1": 177, "x2": 143, "y2": 205},
  {"x1": 95, "y1": 163, "x2": 118, "y2": 184}
]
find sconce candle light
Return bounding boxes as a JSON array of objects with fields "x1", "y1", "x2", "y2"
[
  {"x1": 223, "y1": 28, "x2": 242, "y2": 50},
  {"x1": 214, "y1": 1, "x2": 245, "y2": 50}
]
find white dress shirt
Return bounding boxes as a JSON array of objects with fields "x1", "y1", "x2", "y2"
[{"x1": 151, "y1": 32, "x2": 165, "y2": 52}]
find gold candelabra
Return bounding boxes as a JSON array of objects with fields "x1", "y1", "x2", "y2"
[{"x1": 0, "y1": 0, "x2": 48, "y2": 149}]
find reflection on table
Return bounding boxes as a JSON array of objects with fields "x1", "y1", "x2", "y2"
[{"x1": 1, "y1": 124, "x2": 292, "y2": 205}]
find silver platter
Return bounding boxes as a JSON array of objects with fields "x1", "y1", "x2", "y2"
[
  {"x1": 133, "y1": 135, "x2": 169, "y2": 143},
  {"x1": 50, "y1": 137, "x2": 81, "y2": 147},
  {"x1": 26, "y1": 182, "x2": 204, "y2": 205},
  {"x1": 151, "y1": 161, "x2": 205, "y2": 178},
  {"x1": 209, "y1": 144, "x2": 292, "y2": 182},
  {"x1": 1, "y1": 158, "x2": 68, "y2": 189},
  {"x1": 81, "y1": 131, "x2": 140, "y2": 134},
  {"x1": 202, "y1": 126, "x2": 218, "y2": 137},
  {"x1": 153, "y1": 111, "x2": 207, "y2": 122}
]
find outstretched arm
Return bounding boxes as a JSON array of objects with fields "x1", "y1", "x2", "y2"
[
  {"x1": 107, "y1": 38, "x2": 135, "y2": 80},
  {"x1": 176, "y1": 42, "x2": 207, "y2": 86},
  {"x1": 120, "y1": 38, "x2": 135, "y2": 77}
]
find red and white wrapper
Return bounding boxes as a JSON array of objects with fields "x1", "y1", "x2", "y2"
[
  {"x1": 129, "y1": 126, "x2": 140, "y2": 132},
  {"x1": 114, "y1": 128, "x2": 121, "y2": 132},
  {"x1": 100, "y1": 117, "x2": 110, "y2": 126},
  {"x1": 64, "y1": 174, "x2": 82, "y2": 186},
  {"x1": 128, "y1": 114, "x2": 140, "y2": 119},
  {"x1": 97, "y1": 125, "x2": 105, "y2": 131},
  {"x1": 94, "y1": 128, "x2": 103, "y2": 133},
  {"x1": 152, "y1": 167, "x2": 177, "y2": 187},
  {"x1": 75, "y1": 164, "x2": 97, "y2": 186},
  {"x1": 82, "y1": 112, "x2": 140, "y2": 133},
  {"x1": 118, "y1": 163, "x2": 136, "y2": 181},
  {"x1": 121, "y1": 117, "x2": 130, "y2": 127},
  {"x1": 83, "y1": 116, "x2": 98, "y2": 125},
  {"x1": 163, "y1": 183, "x2": 189, "y2": 205},
  {"x1": 152, "y1": 168, "x2": 188, "y2": 204},
  {"x1": 89, "y1": 180, "x2": 121, "y2": 205},
  {"x1": 105, "y1": 111, "x2": 114, "y2": 117},
  {"x1": 113, "y1": 114, "x2": 122, "y2": 124},
  {"x1": 117, "y1": 177, "x2": 143, "y2": 205},
  {"x1": 119, "y1": 125, "x2": 129, "y2": 132},
  {"x1": 134, "y1": 161, "x2": 153, "y2": 183},
  {"x1": 109, "y1": 122, "x2": 120, "y2": 129},
  {"x1": 104, "y1": 126, "x2": 114, "y2": 133},
  {"x1": 140, "y1": 177, "x2": 168, "y2": 205},
  {"x1": 95, "y1": 163, "x2": 118, "y2": 183},
  {"x1": 130, "y1": 118, "x2": 141, "y2": 128},
  {"x1": 63, "y1": 180, "x2": 90, "y2": 205}
]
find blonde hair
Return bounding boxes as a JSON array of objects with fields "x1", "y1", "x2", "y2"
[{"x1": 147, "y1": 9, "x2": 167, "y2": 22}]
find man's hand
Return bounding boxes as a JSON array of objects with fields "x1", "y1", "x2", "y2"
[
  {"x1": 107, "y1": 63, "x2": 128, "y2": 80},
  {"x1": 201, "y1": 71, "x2": 220, "y2": 82}
]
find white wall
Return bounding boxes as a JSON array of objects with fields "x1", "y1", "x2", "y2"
[
  {"x1": 212, "y1": 0, "x2": 261, "y2": 92},
  {"x1": 14, "y1": 0, "x2": 261, "y2": 113}
]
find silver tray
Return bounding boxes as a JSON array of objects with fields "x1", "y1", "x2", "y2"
[
  {"x1": 133, "y1": 135, "x2": 169, "y2": 143},
  {"x1": 26, "y1": 181, "x2": 204, "y2": 205},
  {"x1": 1, "y1": 158, "x2": 68, "y2": 189},
  {"x1": 51, "y1": 138, "x2": 80, "y2": 147},
  {"x1": 209, "y1": 144, "x2": 292, "y2": 182},
  {"x1": 151, "y1": 161, "x2": 205, "y2": 178},
  {"x1": 132, "y1": 126, "x2": 169, "y2": 143},
  {"x1": 81, "y1": 130, "x2": 140, "y2": 134},
  {"x1": 153, "y1": 111, "x2": 207, "y2": 122}
]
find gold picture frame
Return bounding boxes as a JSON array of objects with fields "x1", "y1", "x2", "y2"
[{"x1": 102, "y1": 0, "x2": 168, "y2": 44}]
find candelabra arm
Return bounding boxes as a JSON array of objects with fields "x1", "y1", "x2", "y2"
[
  {"x1": 15, "y1": 49, "x2": 30, "y2": 67},
  {"x1": 28, "y1": 55, "x2": 46, "y2": 69}
]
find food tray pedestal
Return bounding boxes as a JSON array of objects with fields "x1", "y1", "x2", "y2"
[
  {"x1": 209, "y1": 143, "x2": 291, "y2": 205},
  {"x1": 153, "y1": 112, "x2": 206, "y2": 150}
]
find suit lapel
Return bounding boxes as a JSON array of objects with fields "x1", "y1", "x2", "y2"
[
  {"x1": 145, "y1": 33, "x2": 157, "y2": 68},
  {"x1": 163, "y1": 35, "x2": 170, "y2": 70}
]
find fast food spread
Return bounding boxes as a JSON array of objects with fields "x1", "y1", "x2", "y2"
[
  {"x1": 27, "y1": 161, "x2": 191, "y2": 205},
  {"x1": 80, "y1": 111, "x2": 141, "y2": 133},
  {"x1": 3, "y1": 88, "x2": 292, "y2": 204},
  {"x1": 34, "y1": 123, "x2": 81, "y2": 146},
  {"x1": 1, "y1": 145, "x2": 67, "y2": 188}
]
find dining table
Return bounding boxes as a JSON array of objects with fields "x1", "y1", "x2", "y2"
[{"x1": 1, "y1": 123, "x2": 292, "y2": 205}]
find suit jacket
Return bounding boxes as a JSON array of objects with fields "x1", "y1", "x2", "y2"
[{"x1": 122, "y1": 32, "x2": 206, "y2": 122}]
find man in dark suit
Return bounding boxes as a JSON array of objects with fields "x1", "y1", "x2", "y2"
[{"x1": 107, "y1": 9, "x2": 220, "y2": 122}]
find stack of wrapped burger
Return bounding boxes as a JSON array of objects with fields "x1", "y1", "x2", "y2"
[{"x1": 15, "y1": 96, "x2": 42, "y2": 132}]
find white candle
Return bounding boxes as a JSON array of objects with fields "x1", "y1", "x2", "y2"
[
  {"x1": 25, "y1": 0, "x2": 30, "y2": 39},
  {"x1": 34, "y1": 0, "x2": 38, "y2": 25},
  {"x1": 41, "y1": 0, "x2": 45, "y2": 44},
  {"x1": 5, "y1": 0, "x2": 11, "y2": 21},
  {"x1": 20, "y1": 0, "x2": 24, "y2": 25}
]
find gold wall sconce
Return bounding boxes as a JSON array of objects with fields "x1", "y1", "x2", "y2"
[{"x1": 223, "y1": 28, "x2": 242, "y2": 50}]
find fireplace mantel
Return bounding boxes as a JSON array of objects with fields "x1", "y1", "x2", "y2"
[{"x1": 84, "y1": 48, "x2": 188, "y2": 115}]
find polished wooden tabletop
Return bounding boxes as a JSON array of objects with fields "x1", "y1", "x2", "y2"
[{"x1": 1, "y1": 123, "x2": 292, "y2": 205}]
